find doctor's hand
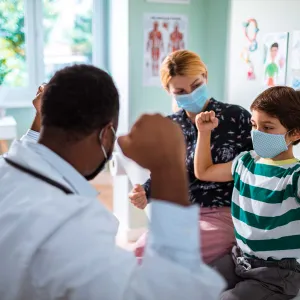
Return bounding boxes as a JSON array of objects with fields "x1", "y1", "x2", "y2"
[
  {"x1": 118, "y1": 114, "x2": 189, "y2": 207},
  {"x1": 195, "y1": 111, "x2": 219, "y2": 132},
  {"x1": 118, "y1": 114, "x2": 185, "y2": 172},
  {"x1": 129, "y1": 184, "x2": 147, "y2": 210}
]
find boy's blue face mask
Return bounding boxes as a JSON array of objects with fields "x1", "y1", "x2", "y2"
[
  {"x1": 174, "y1": 84, "x2": 209, "y2": 114},
  {"x1": 251, "y1": 130, "x2": 292, "y2": 158}
]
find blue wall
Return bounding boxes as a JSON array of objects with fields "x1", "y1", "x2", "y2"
[
  {"x1": 6, "y1": 107, "x2": 35, "y2": 137},
  {"x1": 204, "y1": 0, "x2": 231, "y2": 102}
]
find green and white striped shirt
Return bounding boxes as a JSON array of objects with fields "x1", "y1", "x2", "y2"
[{"x1": 231, "y1": 151, "x2": 300, "y2": 261}]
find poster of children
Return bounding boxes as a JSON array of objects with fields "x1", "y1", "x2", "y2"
[
  {"x1": 263, "y1": 32, "x2": 288, "y2": 87},
  {"x1": 289, "y1": 31, "x2": 300, "y2": 89},
  {"x1": 143, "y1": 13, "x2": 188, "y2": 86}
]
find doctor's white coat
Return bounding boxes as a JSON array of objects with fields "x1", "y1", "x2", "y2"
[{"x1": 0, "y1": 134, "x2": 224, "y2": 300}]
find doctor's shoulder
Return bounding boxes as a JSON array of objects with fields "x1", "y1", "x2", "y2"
[
  {"x1": 45, "y1": 194, "x2": 118, "y2": 228},
  {"x1": 23, "y1": 193, "x2": 118, "y2": 241}
]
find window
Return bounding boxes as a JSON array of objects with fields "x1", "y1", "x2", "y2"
[
  {"x1": 0, "y1": 0, "x2": 107, "y2": 107},
  {"x1": 0, "y1": 0, "x2": 27, "y2": 87},
  {"x1": 43, "y1": 0, "x2": 93, "y2": 81}
]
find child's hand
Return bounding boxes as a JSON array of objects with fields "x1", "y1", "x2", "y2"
[{"x1": 195, "y1": 111, "x2": 219, "y2": 132}]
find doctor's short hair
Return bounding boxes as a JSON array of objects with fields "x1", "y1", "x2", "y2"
[
  {"x1": 41, "y1": 65, "x2": 119, "y2": 140},
  {"x1": 250, "y1": 86, "x2": 300, "y2": 145},
  {"x1": 160, "y1": 50, "x2": 208, "y2": 90}
]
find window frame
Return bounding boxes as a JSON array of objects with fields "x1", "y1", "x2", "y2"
[{"x1": 0, "y1": 0, "x2": 107, "y2": 108}]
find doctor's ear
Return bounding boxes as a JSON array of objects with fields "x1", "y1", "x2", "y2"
[{"x1": 99, "y1": 122, "x2": 114, "y2": 143}]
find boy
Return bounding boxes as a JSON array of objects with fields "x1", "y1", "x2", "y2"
[{"x1": 194, "y1": 86, "x2": 300, "y2": 299}]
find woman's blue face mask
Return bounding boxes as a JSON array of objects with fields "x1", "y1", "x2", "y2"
[{"x1": 173, "y1": 84, "x2": 209, "y2": 114}]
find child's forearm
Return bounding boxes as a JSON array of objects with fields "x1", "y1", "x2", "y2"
[
  {"x1": 194, "y1": 131, "x2": 233, "y2": 182},
  {"x1": 194, "y1": 131, "x2": 213, "y2": 179}
]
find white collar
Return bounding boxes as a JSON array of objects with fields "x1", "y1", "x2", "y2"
[{"x1": 7, "y1": 140, "x2": 98, "y2": 198}]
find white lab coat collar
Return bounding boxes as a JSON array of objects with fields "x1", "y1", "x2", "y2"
[{"x1": 6, "y1": 140, "x2": 98, "y2": 198}]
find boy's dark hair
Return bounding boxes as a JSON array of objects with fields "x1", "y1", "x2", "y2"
[
  {"x1": 271, "y1": 42, "x2": 279, "y2": 49},
  {"x1": 41, "y1": 64, "x2": 119, "y2": 141},
  {"x1": 250, "y1": 86, "x2": 300, "y2": 145}
]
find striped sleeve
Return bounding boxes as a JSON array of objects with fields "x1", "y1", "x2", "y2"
[
  {"x1": 21, "y1": 130, "x2": 40, "y2": 143},
  {"x1": 294, "y1": 172, "x2": 300, "y2": 203},
  {"x1": 231, "y1": 151, "x2": 248, "y2": 176}
]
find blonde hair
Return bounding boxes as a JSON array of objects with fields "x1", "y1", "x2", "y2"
[{"x1": 160, "y1": 50, "x2": 208, "y2": 90}]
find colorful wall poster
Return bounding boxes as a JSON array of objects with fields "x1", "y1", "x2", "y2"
[
  {"x1": 240, "y1": 18, "x2": 259, "y2": 80},
  {"x1": 263, "y1": 32, "x2": 289, "y2": 87},
  {"x1": 290, "y1": 31, "x2": 300, "y2": 89}
]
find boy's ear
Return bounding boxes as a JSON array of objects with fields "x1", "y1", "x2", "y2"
[{"x1": 290, "y1": 129, "x2": 300, "y2": 143}]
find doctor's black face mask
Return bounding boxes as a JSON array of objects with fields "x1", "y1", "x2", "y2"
[{"x1": 84, "y1": 127, "x2": 116, "y2": 181}]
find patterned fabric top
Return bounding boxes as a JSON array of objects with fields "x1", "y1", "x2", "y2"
[
  {"x1": 231, "y1": 151, "x2": 300, "y2": 261},
  {"x1": 143, "y1": 98, "x2": 253, "y2": 207}
]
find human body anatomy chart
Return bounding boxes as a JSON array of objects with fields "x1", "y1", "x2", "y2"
[{"x1": 143, "y1": 13, "x2": 188, "y2": 86}]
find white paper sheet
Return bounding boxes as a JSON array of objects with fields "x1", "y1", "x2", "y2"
[{"x1": 110, "y1": 143, "x2": 150, "y2": 187}]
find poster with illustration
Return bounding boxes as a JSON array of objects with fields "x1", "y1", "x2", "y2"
[
  {"x1": 240, "y1": 18, "x2": 259, "y2": 81},
  {"x1": 143, "y1": 13, "x2": 188, "y2": 86},
  {"x1": 263, "y1": 32, "x2": 288, "y2": 87},
  {"x1": 289, "y1": 31, "x2": 300, "y2": 89}
]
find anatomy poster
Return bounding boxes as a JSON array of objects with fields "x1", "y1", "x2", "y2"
[
  {"x1": 263, "y1": 32, "x2": 288, "y2": 88},
  {"x1": 289, "y1": 31, "x2": 300, "y2": 89},
  {"x1": 143, "y1": 13, "x2": 188, "y2": 86}
]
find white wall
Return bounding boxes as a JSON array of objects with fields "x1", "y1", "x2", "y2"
[
  {"x1": 109, "y1": 0, "x2": 148, "y2": 241},
  {"x1": 227, "y1": 0, "x2": 300, "y2": 157}
]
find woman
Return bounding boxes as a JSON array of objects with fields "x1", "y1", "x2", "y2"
[{"x1": 130, "y1": 50, "x2": 252, "y2": 264}]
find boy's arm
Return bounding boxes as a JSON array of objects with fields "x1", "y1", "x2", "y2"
[{"x1": 194, "y1": 111, "x2": 233, "y2": 182}]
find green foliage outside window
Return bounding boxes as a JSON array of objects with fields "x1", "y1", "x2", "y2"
[
  {"x1": 0, "y1": 0, "x2": 92, "y2": 87},
  {"x1": 0, "y1": 0, "x2": 25, "y2": 86}
]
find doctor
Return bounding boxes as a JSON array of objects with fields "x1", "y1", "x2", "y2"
[{"x1": 0, "y1": 65, "x2": 224, "y2": 300}]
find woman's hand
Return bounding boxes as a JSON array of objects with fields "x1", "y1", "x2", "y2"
[
  {"x1": 129, "y1": 184, "x2": 147, "y2": 209},
  {"x1": 33, "y1": 83, "x2": 46, "y2": 114},
  {"x1": 30, "y1": 83, "x2": 46, "y2": 133},
  {"x1": 195, "y1": 111, "x2": 219, "y2": 132}
]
